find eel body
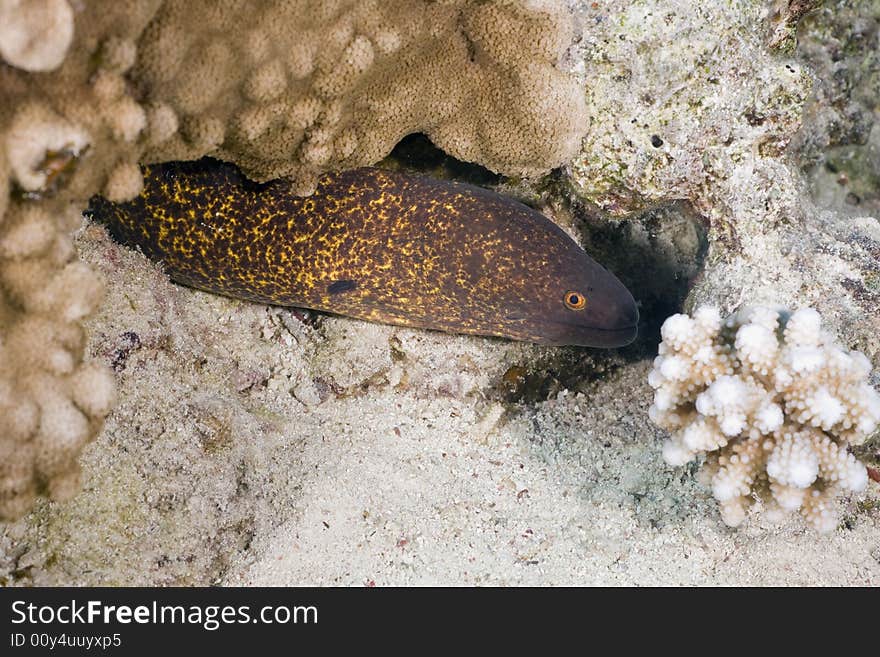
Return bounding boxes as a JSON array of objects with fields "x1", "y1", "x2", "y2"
[{"x1": 88, "y1": 159, "x2": 638, "y2": 347}]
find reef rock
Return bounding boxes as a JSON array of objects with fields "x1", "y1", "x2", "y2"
[{"x1": 566, "y1": 0, "x2": 880, "y2": 360}]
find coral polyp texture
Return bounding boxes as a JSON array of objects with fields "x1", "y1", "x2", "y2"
[
  {"x1": 0, "y1": 0, "x2": 160, "y2": 520},
  {"x1": 649, "y1": 306, "x2": 880, "y2": 532},
  {"x1": 135, "y1": 0, "x2": 586, "y2": 187},
  {"x1": 0, "y1": 201, "x2": 116, "y2": 518},
  {"x1": 0, "y1": 0, "x2": 74, "y2": 72}
]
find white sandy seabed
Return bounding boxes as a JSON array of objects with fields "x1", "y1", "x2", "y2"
[{"x1": 0, "y1": 219, "x2": 877, "y2": 587}]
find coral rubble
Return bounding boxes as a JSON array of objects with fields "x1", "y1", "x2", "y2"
[{"x1": 649, "y1": 306, "x2": 880, "y2": 531}]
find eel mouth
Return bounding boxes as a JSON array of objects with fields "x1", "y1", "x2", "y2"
[
  {"x1": 502, "y1": 314, "x2": 639, "y2": 348},
  {"x1": 577, "y1": 323, "x2": 639, "y2": 348},
  {"x1": 541, "y1": 321, "x2": 639, "y2": 348}
]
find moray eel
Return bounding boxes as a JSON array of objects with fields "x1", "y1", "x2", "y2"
[{"x1": 87, "y1": 159, "x2": 639, "y2": 347}]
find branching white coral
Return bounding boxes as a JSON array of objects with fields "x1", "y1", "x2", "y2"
[{"x1": 649, "y1": 306, "x2": 880, "y2": 532}]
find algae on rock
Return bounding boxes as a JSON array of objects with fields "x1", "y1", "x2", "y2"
[{"x1": 566, "y1": 0, "x2": 880, "y2": 360}]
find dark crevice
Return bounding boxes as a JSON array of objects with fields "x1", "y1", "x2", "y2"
[
  {"x1": 577, "y1": 200, "x2": 709, "y2": 356},
  {"x1": 382, "y1": 133, "x2": 502, "y2": 186}
]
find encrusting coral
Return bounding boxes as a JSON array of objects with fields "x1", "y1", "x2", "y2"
[
  {"x1": 0, "y1": 198, "x2": 116, "y2": 518},
  {"x1": 136, "y1": 0, "x2": 585, "y2": 188},
  {"x1": 649, "y1": 305, "x2": 880, "y2": 532}
]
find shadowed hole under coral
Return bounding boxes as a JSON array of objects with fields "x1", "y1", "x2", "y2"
[{"x1": 382, "y1": 133, "x2": 502, "y2": 186}]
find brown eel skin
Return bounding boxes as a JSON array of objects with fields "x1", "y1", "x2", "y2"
[{"x1": 87, "y1": 158, "x2": 639, "y2": 347}]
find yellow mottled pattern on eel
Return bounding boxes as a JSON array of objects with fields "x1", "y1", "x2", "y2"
[{"x1": 88, "y1": 159, "x2": 638, "y2": 347}]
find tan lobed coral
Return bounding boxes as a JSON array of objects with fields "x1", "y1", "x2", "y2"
[
  {"x1": 0, "y1": 0, "x2": 586, "y2": 520},
  {"x1": 0, "y1": 0, "x2": 158, "y2": 519},
  {"x1": 649, "y1": 306, "x2": 880, "y2": 532},
  {"x1": 0, "y1": 0, "x2": 75, "y2": 73},
  {"x1": 135, "y1": 0, "x2": 586, "y2": 188}
]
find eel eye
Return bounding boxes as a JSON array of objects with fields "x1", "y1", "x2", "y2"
[{"x1": 564, "y1": 291, "x2": 587, "y2": 310}]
